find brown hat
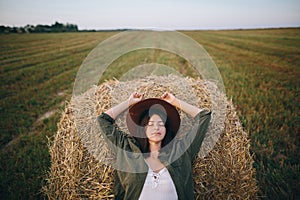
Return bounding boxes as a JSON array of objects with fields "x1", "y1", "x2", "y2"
[{"x1": 126, "y1": 98, "x2": 180, "y2": 136}]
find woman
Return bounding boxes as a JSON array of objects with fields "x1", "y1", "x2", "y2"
[{"x1": 97, "y1": 92, "x2": 211, "y2": 200}]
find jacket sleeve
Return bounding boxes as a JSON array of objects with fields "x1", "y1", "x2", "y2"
[
  {"x1": 184, "y1": 109, "x2": 212, "y2": 162},
  {"x1": 97, "y1": 112, "x2": 136, "y2": 153}
]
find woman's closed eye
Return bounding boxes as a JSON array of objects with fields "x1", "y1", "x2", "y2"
[{"x1": 147, "y1": 121, "x2": 165, "y2": 127}]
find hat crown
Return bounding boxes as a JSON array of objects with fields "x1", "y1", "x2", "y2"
[{"x1": 126, "y1": 98, "x2": 180, "y2": 136}]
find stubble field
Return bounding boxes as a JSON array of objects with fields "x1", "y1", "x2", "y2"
[{"x1": 0, "y1": 28, "x2": 299, "y2": 199}]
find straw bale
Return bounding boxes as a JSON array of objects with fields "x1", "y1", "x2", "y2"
[{"x1": 43, "y1": 75, "x2": 258, "y2": 199}]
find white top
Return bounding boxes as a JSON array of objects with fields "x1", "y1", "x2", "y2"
[{"x1": 138, "y1": 167, "x2": 178, "y2": 200}]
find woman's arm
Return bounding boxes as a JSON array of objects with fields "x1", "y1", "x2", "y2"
[
  {"x1": 105, "y1": 92, "x2": 143, "y2": 119},
  {"x1": 97, "y1": 92, "x2": 144, "y2": 151},
  {"x1": 161, "y1": 92, "x2": 211, "y2": 161},
  {"x1": 161, "y1": 92, "x2": 203, "y2": 118}
]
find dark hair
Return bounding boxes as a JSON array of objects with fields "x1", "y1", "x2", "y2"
[{"x1": 134, "y1": 109, "x2": 176, "y2": 154}]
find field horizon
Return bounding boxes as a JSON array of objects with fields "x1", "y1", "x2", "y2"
[{"x1": 0, "y1": 28, "x2": 299, "y2": 199}]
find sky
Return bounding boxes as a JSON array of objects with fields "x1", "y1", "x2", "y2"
[{"x1": 0, "y1": 0, "x2": 299, "y2": 30}]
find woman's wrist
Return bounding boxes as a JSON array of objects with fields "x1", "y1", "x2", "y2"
[
  {"x1": 105, "y1": 99, "x2": 130, "y2": 119},
  {"x1": 172, "y1": 98, "x2": 181, "y2": 109},
  {"x1": 126, "y1": 98, "x2": 132, "y2": 107}
]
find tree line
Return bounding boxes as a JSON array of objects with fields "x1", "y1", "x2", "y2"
[{"x1": 0, "y1": 22, "x2": 78, "y2": 33}]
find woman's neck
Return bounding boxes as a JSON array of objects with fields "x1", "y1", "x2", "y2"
[
  {"x1": 149, "y1": 141, "x2": 161, "y2": 158},
  {"x1": 146, "y1": 142, "x2": 165, "y2": 172}
]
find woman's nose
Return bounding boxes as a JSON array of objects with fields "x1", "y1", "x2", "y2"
[{"x1": 153, "y1": 124, "x2": 159, "y2": 130}]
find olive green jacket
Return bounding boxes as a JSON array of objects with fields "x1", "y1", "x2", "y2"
[{"x1": 97, "y1": 110, "x2": 211, "y2": 200}]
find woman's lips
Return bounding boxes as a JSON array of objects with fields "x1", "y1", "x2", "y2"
[{"x1": 151, "y1": 132, "x2": 161, "y2": 136}]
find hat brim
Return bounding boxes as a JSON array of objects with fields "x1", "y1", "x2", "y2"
[{"x1": 126, "y1": 98, "x2": 180, "y2": 136}]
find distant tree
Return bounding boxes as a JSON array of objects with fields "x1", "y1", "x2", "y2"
[
  {"x1": 0, "y1": 26, "x2": 7, "y2": 33},
  {"x1": 11, "y1": 27, "x2": 18, "y2": 33},
  {"x1": 0, "y1": 22, "x2": 79, "y2": 33},
  {"x1": 24, "y1": 25, "x2": 35, "y2": 33},
  {"x1": 66, "y1": 23, "x2": 78, "y2": 32},
  {"x1": 34, "y1": 24, "x2": 51, "y2": 32},
  {"x1": 52, "y1": 22, "x2": 64, "y2": 32}
]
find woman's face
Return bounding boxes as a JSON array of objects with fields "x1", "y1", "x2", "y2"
[{"x1": 145, "y1": 114, "x2": 166, "y2": 144}]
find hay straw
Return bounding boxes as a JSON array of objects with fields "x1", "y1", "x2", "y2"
[{"x1": 43, "y1": 75, "x2": 258, "y2": 199}]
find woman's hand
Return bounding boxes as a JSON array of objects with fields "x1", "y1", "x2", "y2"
[
  {"x1": 128, "y1": 92, "x2": 144, "y2": 106},
  {"x1": 105, "y1": 92, "x2": 143, "y2": 119},
  {"x1": 161, "y1": 92, "x2": 202, "y2": 117},
  {"x1": 105, "y1": 90, "x2": 202, "y2": 119},
  {"x1": 161, "y1": 92, "x2": 177, "y2": 106}
]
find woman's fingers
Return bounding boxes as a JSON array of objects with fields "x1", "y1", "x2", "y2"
[
  {"x1": 161, "y1": 92, "x2": 169, "y2": 99},
  {"x1": 130, "y1": 92, "x2": 144, "y2": 104},
  {"x1": 134, "y1": 92, "x2": 143, "y2": 99},
  {"x1": 161, "y1": 92, "x2": 174, "y2": 103}
]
